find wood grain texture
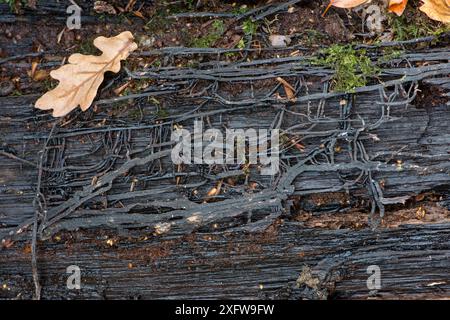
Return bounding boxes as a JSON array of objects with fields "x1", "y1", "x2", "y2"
[
  {"x1": 1, "y1": 1, "x2": 450, "y2": 300},
  {"x1": 1, "y1": 222, "x2": 450, "y2": 299}
]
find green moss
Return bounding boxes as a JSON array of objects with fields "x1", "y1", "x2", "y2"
[
  {"x1": 303, "y1": 29, "x2": 328, "y2": 46},
  {"x1": 377, "y1": 48, "x2": 404, "y2": 64},
  {"x1": 190, "y1": 20, "x2": 225, "y2": 48},
  {"x1": 232, "y1": 5, "x2": 249, "y2": 15},
  {"x1": 0, "y1": 0, "x2": 24, "y2": 13},
  {"x1": 11, "y1": 89, "x2": 22, "y2": 96},
  {"x1": 237, "y1": 38, "x2": 246, "y2": 49},
  {"x1": 229, "y1": 19, "x2": 258, "y2": 51},
  {"x1": 151, "y1": 59, "x2": 161, "y2": 68},
  {"x1": 184, "y1": 0, "x2": 195, "y2": 10},
  {"x1": 0, "y1": 0, "x2": 14, "y2": 8},
  {"x1": 312, "y1": 44, "x2": 379, "y2": 93},
  {"x1": 390, "y1": 15, "x2": 450, "y2": 41},
  {"x1": 242, "y1": 19, "x2": 258, "y2": 36},
  {"x1": 155, "y1": 107, "x2": 169, "y2": 118}
]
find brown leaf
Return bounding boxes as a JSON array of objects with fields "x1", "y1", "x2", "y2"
[
  {"x1": 207, "y1": 180, "x2": 223, "y2": 197},
  {"x1": 113, "y1": 81, "x2": 130, "y2": 95},
  {"x1": 35, "y1": 31, "x2": 138, "y2": 117},
  {"x1": 125, "y1": 0, "x2": 137, "y2": 12},
  {"x1": 420, "y1": 0, "x2": 450, "y2": 23},
  {"x1": 33, "y1": 70, "x2": 49, "y2": 81},
  {"x1": 276, "y1": 77, "x2": 296, "y2": 101},
  {"x1": 388, "y1": 0, "x2": 408, "y2": 16},
  {"x1": 27, "y1": 64, "x2": 48, "y2": 82},
  {"x1": 133, "y1": 10, "x2": 145, "y2": 19},
  {"x1": 30, "y1": 61, "x2": 38, "y2": 79}
]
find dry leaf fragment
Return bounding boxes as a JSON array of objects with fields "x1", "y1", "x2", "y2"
[
  {"x1": 329, "y1": 0, "x2": 369, "y2": 8},
  {"x1": 133, "y1": 10, "x2": 145, "y2": 19},
  {"x1": 57, "y1": 27, "x2": 66, "y2": 44},
  {"x1": 323, "y1": 0, "x2": 369, "y2": 16},
  {"x1": 276, "y1": 77, "x2": 296, "y2": 101},
  {"x1": 420, "y1": 0, "x2": 450, "y2": 23},
  {"x1": 28, "y1": 61, "x2": 48, "y2": 81},
  {"x1": 388, "y1": 0, "x2": 408, "y2": 16},
  {"x1": 125, "y1": 0, "x2": 137, "y2": 12},
  {"x1": 35, "y1": 31, "x2": 137, "y2": 117},
  {"x1": 113, "y1": 81, "x2": 130, "y2": 95},
  {"x1": 32, "y1": 70, "x2": 49, "y2": 82},
  {"x1": 30, "y1": 61, "x2": 38, "y2": 79},
  {"x1": 206, "y1": 180, "x2": 223, "y2": 197}
]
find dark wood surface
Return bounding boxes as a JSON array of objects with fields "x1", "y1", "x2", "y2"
[
  {"x1": 1, "y1": 84, "x2": 449, "y2": 300},
  {"x1": 1, "y1": 0, "x2": 450, "y2": 300},
  {"x1": 1, "y1": 221, "x2": 450, "y2": 300}
]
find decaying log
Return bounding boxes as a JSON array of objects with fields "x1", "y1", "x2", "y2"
[
  {"x1": 1, "y1": 222, "x2": 449, "y2": 299},
  {"x1": 1, "y1": 0, "x2": 450, "y2": 300}
]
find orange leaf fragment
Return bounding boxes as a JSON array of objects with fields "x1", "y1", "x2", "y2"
[
  {"x1": 30, "y1": 61, "x2": 38, "y2": 79},
  {"x1": 388, "y1": 0, "x2": 408, "y2": 16},
  {"x1": 323, "y1": 0, "x2": 369, "y2": 16},
  {"x1": 35, "y1": 31, "x2": 138, "y2": 117},
  {"x1": 133, "y1": 10, "x2": 145, "y2": 19},
  {"x1": 32, "y1": 70, "x2": 49, "y2": 82},
  {"x1": 276, "y1": 77, "x2": 296, "y2": 101},
  {"x1": 329, "y1": 0, "x2": 369, "y2": 8},
  {"x1": 207, "y1": 180, "x2": 223, "y2": 197},
  {"x1": 419, "y1": 0, "x2": 450, "y2": 23}
]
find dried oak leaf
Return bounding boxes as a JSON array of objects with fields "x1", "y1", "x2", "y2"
[
  {"x1": 388, "y1": 0, "x2": 408, "y2": 16},
  {"x1": 420, "y1": 0, "x2": 450, "y2": 23},
  {"x1": 35, "y1": 31, "x2": 138, "y2": 117}
]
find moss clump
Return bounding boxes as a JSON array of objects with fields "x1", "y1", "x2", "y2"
[
  {"x1": 232, "y1": 4, "x2": 249, "y2": 15},
  {"x1": 242, "y1": 19, "x2": 258, "y2": 36},
  {"x1": 190, "y1": 20, "x2": 225, "y2": 48},
  {"x1": 312, "y1": 44, "x2": 379, "y2": 93},
  {"x1": 378, "y1": 48, "x2": 404, "y2": 64},
  {"x1": 184, "y1": 0, "x2": 195, "y2": 10},
  {"x1": 390, "y1": 15, "x2": 450, "y2": 41}
]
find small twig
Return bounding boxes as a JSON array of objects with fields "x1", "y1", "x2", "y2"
[{"x1": 31, "y1": 120, "x2": 59, "y2": 300}]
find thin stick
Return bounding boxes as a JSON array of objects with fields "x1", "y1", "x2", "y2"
[{"x1": 31, "y1": 120, "x2": 59, "y2": 300}]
